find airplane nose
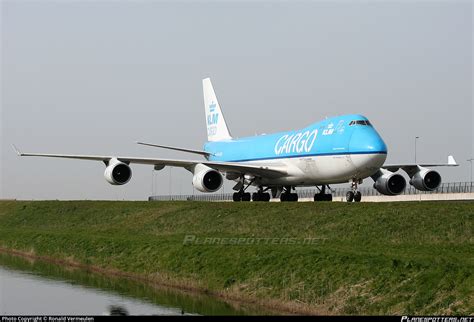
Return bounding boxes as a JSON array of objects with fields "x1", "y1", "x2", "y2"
[
  {"x1": 349, "y1": 127, "x2": 387, "y2": 172},
  {"x1": 349, "y1": 127, "x2": 387, "y2": 154}
]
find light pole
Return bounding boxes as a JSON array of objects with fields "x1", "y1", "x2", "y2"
[
  {"x1": 468, "y1": 158, "x2": 474, "y2": 183},
  {"x1": 169, "y1": 166, "x2": 172, "y2": 197},
  {"x1": 414, "y1": 136, "x2": 420, "y2": 163}
]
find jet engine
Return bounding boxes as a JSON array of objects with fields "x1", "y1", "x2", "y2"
[
  {"x1": 409, "y1": 168, "x2": 441, "y2": 191},
  {"x1": 192, "y1": 164, "x2": 223, "y2": 193},
  {"x1": 372, "y1": 169, "x2": 406, "y2": 196},
  {"x1": 104, "y1": 158, "x2": 132, "y2": 185}
]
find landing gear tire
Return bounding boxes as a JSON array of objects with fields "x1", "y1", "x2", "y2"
[
  {"x1": 313, "y1": 185, "x2": 333, "y2": 202},
  {"x1": 252, "y1": 192, "x2": 259, "y2": 201},
  {"x1": 314, "y1": 194, "x2": 333, "y2": 202},
  {"x1": 354, "y1": 191, "x2": 362, "y2": 202},
  {"x1": 281, "y1": 193, "x2": 298, "y2": 202},
  {"x1": 252, "y1": 192, "x2": 270, "y2": 202},
  {"x1": 233, "y1": 192, "x2": 241, "y2": 202},
  {"x1": 242, "y1": 192, "x2": 251, "y2": 202},
  {"x1": 346, "y1": 191, "x2": 355, "y2": 202},
  {"x1": 233, "y1": 192, "x2": 251, "y2": 202},
  {"x1": 346, "y1": 179, "x2": 362, "y2": 203}
]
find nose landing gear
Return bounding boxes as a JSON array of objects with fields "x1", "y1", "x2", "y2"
[{"x1": 346, "y1": 179, "x2": 362, "y2": 202}]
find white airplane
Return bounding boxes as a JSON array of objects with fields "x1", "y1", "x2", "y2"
[{"x1": 13, "y1": 78, "x2": 458, "y2": 202}]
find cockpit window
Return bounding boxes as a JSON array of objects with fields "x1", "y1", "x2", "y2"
[{"x1": 349, "y1": 120, "x2": 372, "y2": 126}]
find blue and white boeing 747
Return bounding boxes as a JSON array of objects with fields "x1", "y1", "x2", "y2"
[{"x1": 14, "y1": 78, "x2": 458, "y2": 202}]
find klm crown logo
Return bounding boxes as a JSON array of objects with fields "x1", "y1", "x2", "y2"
[
  {"x1": 207, "y1": 101, "x2": 219, "y2": 126},
  {"x1": 209, "y1": 102, "x2": 216, "y2": 113}
]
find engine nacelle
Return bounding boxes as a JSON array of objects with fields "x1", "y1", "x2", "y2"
[
  {"x1": 104, "y1": 158, "x2": 132, "y2": 185},
  {"x1": 372, "y1": 169, "x2": 406, "y2": 196},
  {"x1": 192, "y1": 164, "x2": 223, "y2": 193},
  {"x1": 410, "y1": 168, "x2": 441, "y2": 191}
]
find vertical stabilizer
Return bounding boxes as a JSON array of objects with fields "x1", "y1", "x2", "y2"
[{"x1": 202, "y1": 78, "x2": 232, "y2": 142}]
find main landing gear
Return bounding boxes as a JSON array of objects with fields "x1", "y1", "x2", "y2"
[
  {"x1": 233, "y1": 181, "x2": 270, "y2": 202},
  {"x1": 252, "y1": 187, "x2": 271, "y2": 202},
  {"x1": 233, "y1": 176, "x2": 253, "y2": 202},
  {"x1": 346, "y1": 179, "x2": 362, "y2": 203},
  {"x1": 314, "y1": 185, "x2": 333, "y2": 202},
  {"x1": 280, "y1": 186, "x2": 298, "y2": 202},
  {"x1": 233, "y1": 190, "x2": 251, "y2": 202}
]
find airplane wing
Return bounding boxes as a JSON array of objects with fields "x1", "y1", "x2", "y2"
[
  {"x1": 136, "y1": 141, "x2": 213, "y2": 157},
  {"x1": 12, "y1": 145, "x2": 287, "y2": 178},
  {"x1": 382, "y1": 155, "x2": 458, "y2": 173}
]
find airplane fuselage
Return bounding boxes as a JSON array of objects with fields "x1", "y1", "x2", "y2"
[{"x1": 204, "y1": 114, "x2": 387, "y2": 186}]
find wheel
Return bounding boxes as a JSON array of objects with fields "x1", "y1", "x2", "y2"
[
  {"x1": 252, "y1": 192, "x2": 260, "y2": 202},
  {"x1": 263, "y1": 192, "x2": 271, "y2": 202},
  {"x1": 315, "y1": 194, "x2": 332, "y2": 202},
  {"x1": 281, "y1": 193, "x2": 298, "y2": 202},
  {"x1": 346, "y1": 191, "x2": 354, "y2": 202},
  {"x1": 242, "y1": 192, "x2": 251, "y2": 202},
  {"x1": 233, "y1": 192, "x2": 241, "y2": 202},
  {"x1": 286, "y1": 193, "x2": 298, "y2": 202},
  {"x1": 354, "y1": 191, "x2": 362, "y2": 202}
]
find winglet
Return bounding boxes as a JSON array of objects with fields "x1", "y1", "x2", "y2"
[
  {"x1": 448, "y1": 155, "x2": 457, "y2": 165},
  {"x1": 11, "y1": 144, "x2": 22, "y2": 156}
]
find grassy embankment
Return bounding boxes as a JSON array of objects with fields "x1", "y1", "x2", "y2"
[{"x1": 0, "y1": 200, "x2": 472, "y2": 315}]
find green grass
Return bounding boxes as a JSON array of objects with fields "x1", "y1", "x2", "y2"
[{"x1": 0, "y1": 200, "x2": 472, "y2": 314}]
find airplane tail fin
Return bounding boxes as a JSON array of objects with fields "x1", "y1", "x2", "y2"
[{"x1": 202, "y1": 78, "x2": 232, "y2": 142}]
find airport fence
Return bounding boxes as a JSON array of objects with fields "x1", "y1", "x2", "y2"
[{"x1": 149, "y1": 181, "x2": 474, "y2": 201}]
